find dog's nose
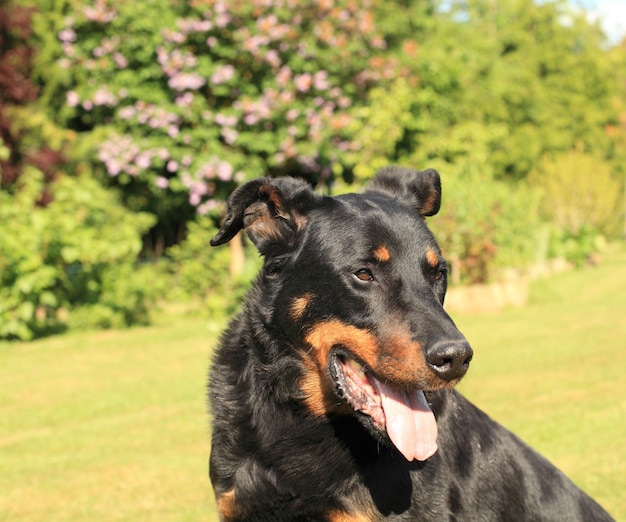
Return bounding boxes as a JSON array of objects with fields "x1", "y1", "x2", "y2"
[{"x1": 426, "y1": 341, "x2": 473, "y2": 381}]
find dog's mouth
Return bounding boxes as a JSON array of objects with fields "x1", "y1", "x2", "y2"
[{"x1": 330, "y1": 353, "x2": 438, "y2": 462}]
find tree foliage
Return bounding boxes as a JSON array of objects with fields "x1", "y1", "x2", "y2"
[{"x1": 354, "y1": 0, "x2": 617, "y2": 181}]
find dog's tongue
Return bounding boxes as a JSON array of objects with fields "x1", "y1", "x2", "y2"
[{"x1": 371, "y1": 380, "x2": 438, "y2": 462}]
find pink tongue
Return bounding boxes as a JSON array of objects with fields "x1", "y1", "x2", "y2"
[{"x1": 371, "y1": 380, "x2": 438, "y2": 462}]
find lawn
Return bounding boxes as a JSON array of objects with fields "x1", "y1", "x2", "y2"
[{"x1": 1, "y1": 248, "x2": 624, "y2": 521}]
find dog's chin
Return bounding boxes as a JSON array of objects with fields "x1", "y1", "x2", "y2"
[{"x1": 329, "y1": 352, "x2": 439, "y2": 462}]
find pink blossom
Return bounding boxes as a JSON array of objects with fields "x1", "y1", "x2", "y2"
[
  {"x1": 62, "y1": 43, "x2": 75, "y2": 57},
  {"x1": 197, "y1": 200, "x2": 217, "y2": 215},
  {"x1": 313, "y1": 71, "x2": 330, "y2": 91},
  {"x1": 93, "y1": 86, "x2": 117, "y2": 106},
  {"x1": 279, "y1": 91, "x2": 294, "y2": 104},
  {"x1": 66, "y1": 91, "x2": 80, "y2": 107},
  {"x1": 156, "y1": 46, "x2": 169, "y2": 65},
  {"x1": 58, "y1": 28, "x2": 76, "y2": 43},
  {"x1": 163, "y1": 29, "x2": 186, "y2": 44},
  {"x1": 166, "y1": 160, "x2": 179, "y2": 172},
  {"x1": 83, "y1": 0, "x2": 116, "y2": 23},
  {"x1": 188, "y1": 180, "x2": 210, "y2": 206},
  {"x1": 105, "y1": 160, "x2": 122, "y2": 176},
  {"x1": 265, "y1": 50, "x2": 281, "y2": 68},
  {"x1": 113, "y1": 52, "x2": 128, "y2": 68},
  {"x1": 215, "y1": 13, "x2": 231, "y2": 28},
  {"x1": 167, "y1": 72, "x2": 206, "y2": 91},
  {"x1": 276, "y1": 67, "x2": 292, "y2": 87},
  {"x1": 118, "y1": 106, "x2": 135, "y2": 119},
  {"x1": 244, "y1": 34, "x2": 270, "y2": 54},
  {"x1": 221, "y1": 128, "x2": 238, "y2": 145},
  {"x1": 177, "y1": 18, "x2": 213, "y2": 33},
  {"x1": 244, "y1": 113, "x2": 260, "y2": 125},
  {"x1": 97, "y1": 135, "x2": 143, "y2": 177},
  {"x1": 214, "y1": 113, "x2": 237, "y2": 126},
  {"x1": 155, "y1": 176, "x2": 169, "y2": 189},
  {"x1": 189, "y1": 192, "x2": 201, "y2": 206},
  {"x1": 216, "y1": 160, "x2": 234, "y2": 181},
  {"x1": 257, "y1": 14, "x2": 278, "y2": 32},
  {"x1": 294, "y1": 73, "x2": 312, "y2": 92},
  {"x1": 214, "y1": 0, "x2": 228, "y2": 13},
  {"x1": 210, "y1": 65, "x2": 235, "y2": 85},
  {"x1": 337, "y1": 96, "x2": 352, "y2": 108},
  {"x1": 175, "y1": 92, "x2": 194, "y2": 107},
  {"x1": 136, "y1": 153, "x2": 152, "y2": 169}
]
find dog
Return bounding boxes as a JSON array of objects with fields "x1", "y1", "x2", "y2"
[{"x1": 208, "y1": 167, "x2": 613, "y2": 521}]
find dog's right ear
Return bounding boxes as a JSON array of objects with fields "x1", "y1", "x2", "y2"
[{"x1": 210, "y1": 177, "x2": 319, "y2": 255}]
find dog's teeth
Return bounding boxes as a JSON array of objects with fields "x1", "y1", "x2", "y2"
[{"x1": 346, "y1": 359, "x2": 363, "y2": 371}]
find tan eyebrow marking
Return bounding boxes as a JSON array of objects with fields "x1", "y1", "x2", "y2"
[
  {"x1": 426, "y1": 248, "x2": 439, "y2": 268},
  {"x1": 290, "y1": 293, "x2": 313, "y2": 320},
  {"x1": 373, "y1": 245, "x2": 390, "y2": 263}
]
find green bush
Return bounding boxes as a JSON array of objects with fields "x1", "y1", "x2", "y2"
[
  {"x1": 0, "y1": 170, "x2": 156, "y2": 340},
  {"x1": 429, "y1": 167, "x2": 541, "y2": 285},
  {"x1": 165, "y1": 215, "x2": 261, "y2": 319},
  {"x1": 530, "y1": 151, "x2": 621, "y2": 233},
  {"x1": 528, "y1": 151, "x2": 621, "y2": 266}
]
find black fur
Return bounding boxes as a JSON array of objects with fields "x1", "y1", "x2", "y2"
[{"x1": 208, "y1": 167, "x2": 613, "y2": 521}]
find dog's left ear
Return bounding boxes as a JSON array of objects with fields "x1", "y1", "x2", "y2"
[
  {"x1": 365, "y1": 166, "x2": 441, "y2": 217},
  {"x1": 210, "y1": 177, "x2": 319, "y2": 255}
]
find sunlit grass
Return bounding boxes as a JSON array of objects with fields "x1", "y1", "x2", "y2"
[
  {"x1": 0, "y1": 315, "x2": 221, "y2": 521},
  {"x1": 0, "y1": 247, "x2": 624, "y2": 521},
  {"x1": 456, "y1": 246, "x2": 626, "y2": 519}
]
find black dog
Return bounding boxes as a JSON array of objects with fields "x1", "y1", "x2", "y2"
[{"x1": 208, "y1": 167, "x2": 613, "y2": 521}]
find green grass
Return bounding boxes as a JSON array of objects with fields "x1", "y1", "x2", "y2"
[
  {"x1": 1, "y1": 248, "x2": 625, "y2": 521},
  {"x1": 0, "y1": 315, "x2": 222, "y2": 521},
  {"x1": 456, "y1": 247, "x2": 626, "y2": 520}
]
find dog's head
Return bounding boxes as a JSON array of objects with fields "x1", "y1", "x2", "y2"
[{"x1": 211, "y1": 167, "x2": 472, "y2": 462}]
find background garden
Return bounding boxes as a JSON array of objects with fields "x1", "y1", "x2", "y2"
[
  {"x1": 1, "y1": 0, "x2": 625, "y2": 519},
  {"x1": 1, "y1": 0, "x2": 625, "y2": 339}
]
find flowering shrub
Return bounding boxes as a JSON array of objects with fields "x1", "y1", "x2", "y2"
[{"x1": 51, "y1": 0, "x2": 388, "y2": 220}]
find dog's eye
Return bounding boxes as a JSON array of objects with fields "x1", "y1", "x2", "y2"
[
  {"x1": 266, "y1": 257, "x2": 286, "y2": 275},
  {"x1": 354, "y1": 269, "x2": 374, "y2": 282},
  {"x1": 434, "y1": 268, "x2": 446, "y2": 281}
]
